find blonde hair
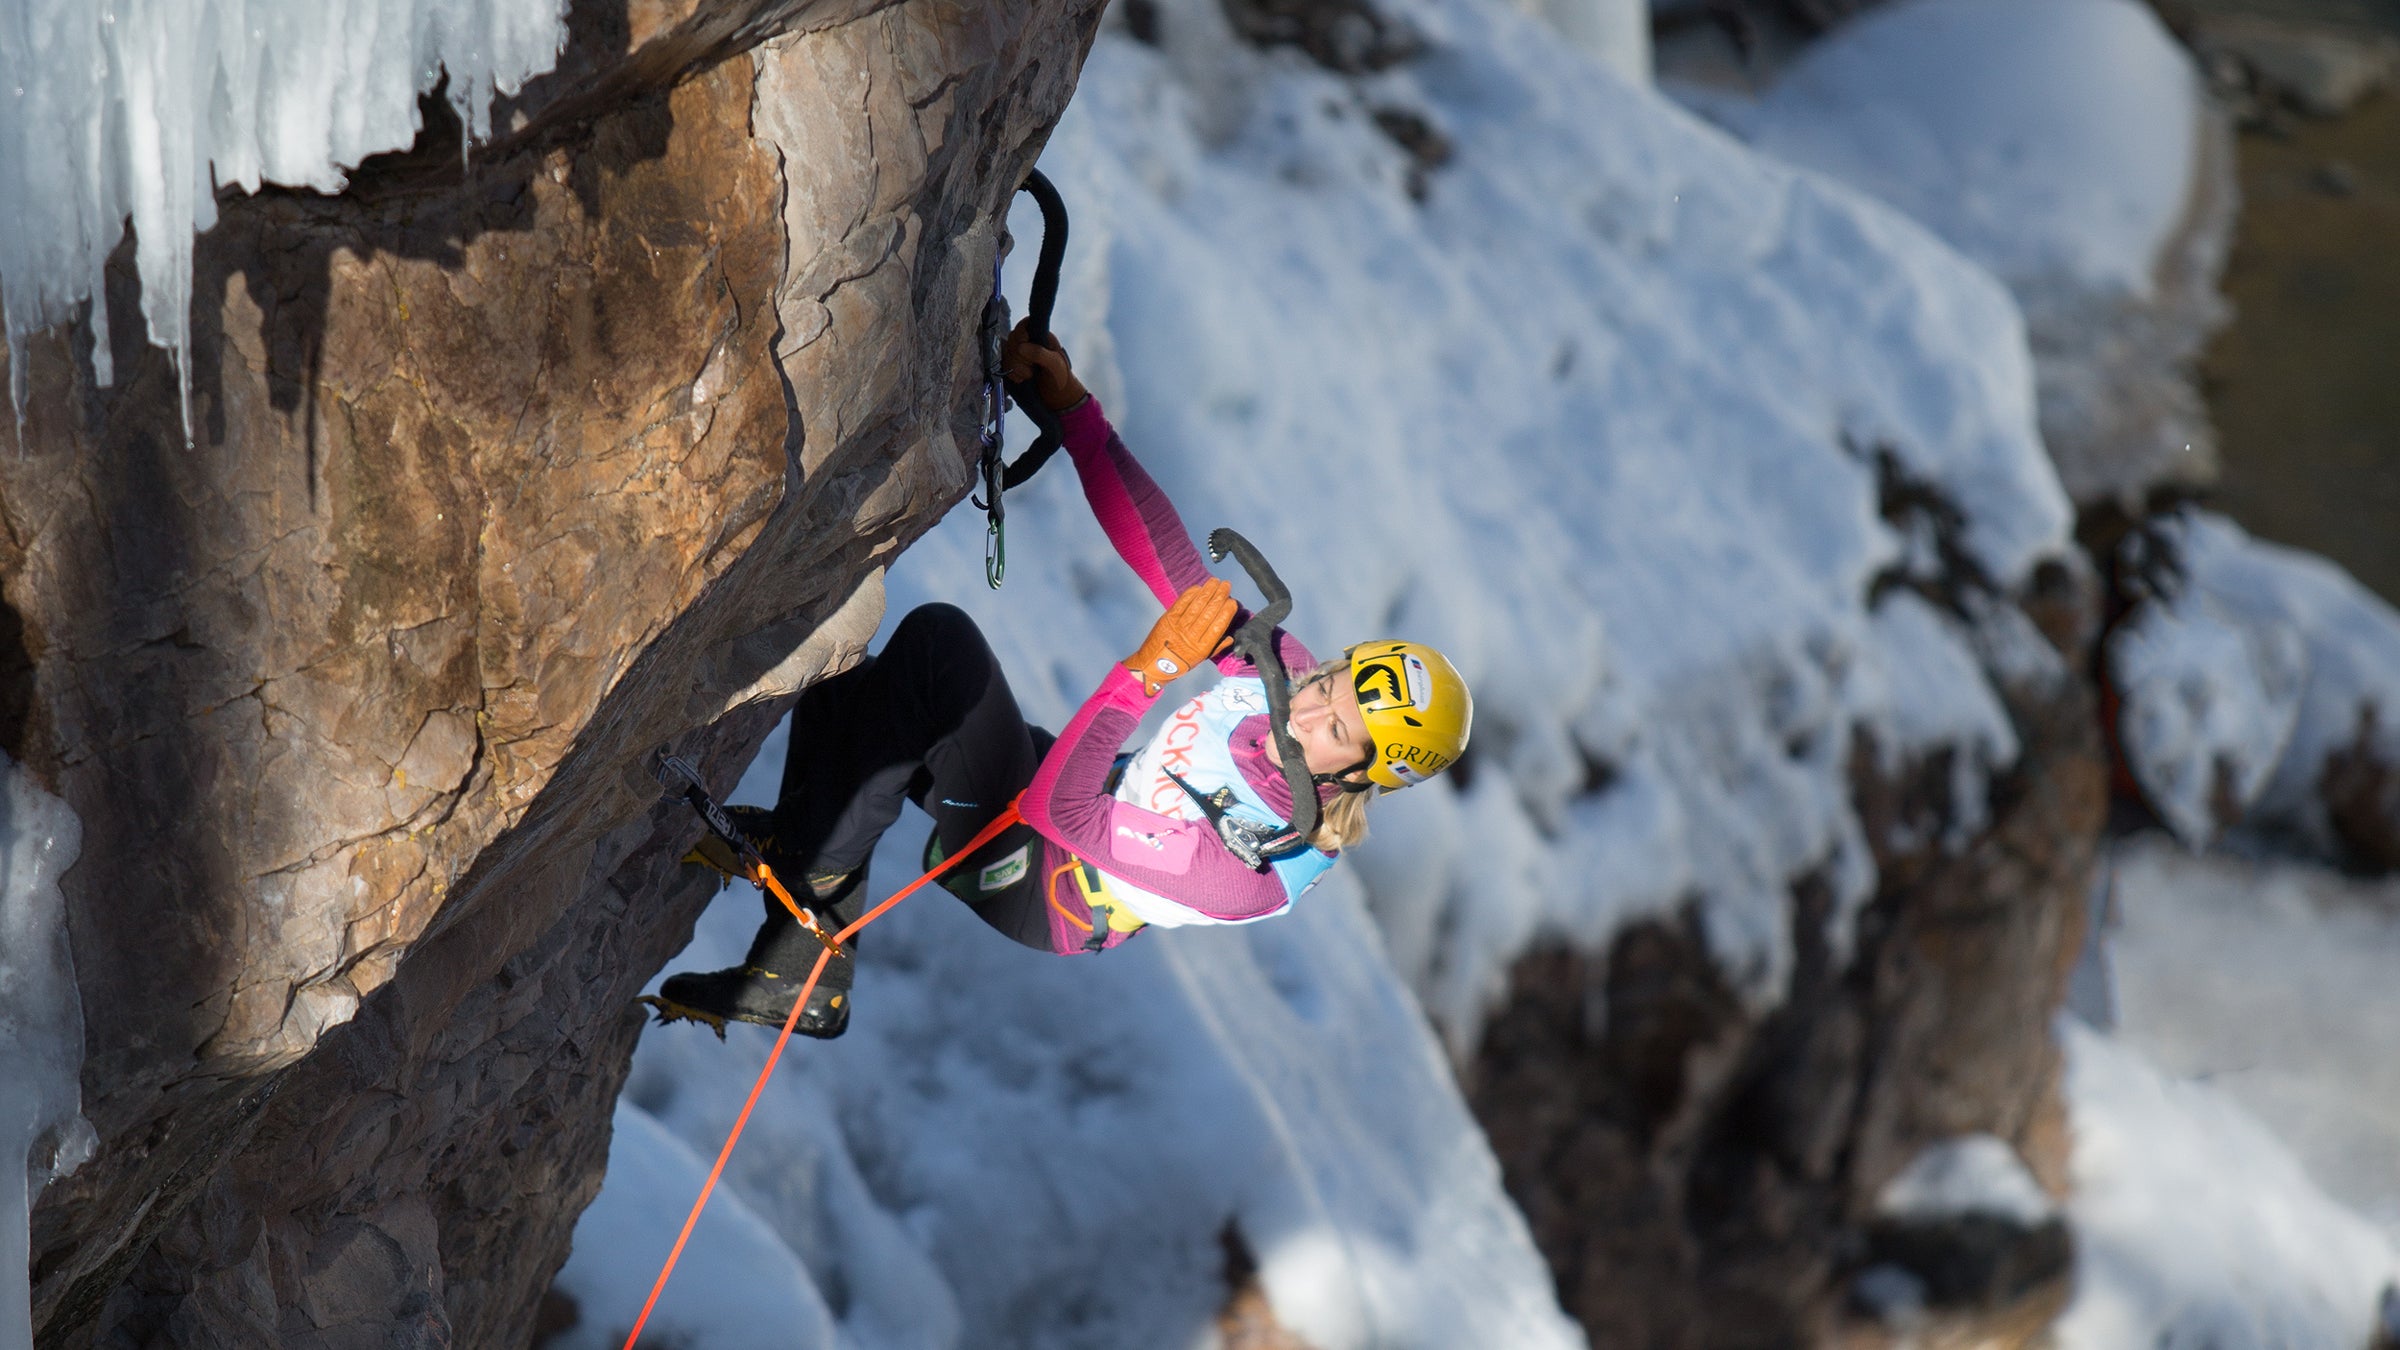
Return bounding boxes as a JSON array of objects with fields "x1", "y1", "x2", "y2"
[
  {"x1": 1314, "y1": 783, "x2": 1374, "y2": 851},
  {"x1": 1293, "y1": 659, "x2": 1378, "y2": 852}
]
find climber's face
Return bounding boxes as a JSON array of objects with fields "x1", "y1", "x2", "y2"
[{"x1": 1280, "y1": 670, "x2": 1372, "y2": 780}]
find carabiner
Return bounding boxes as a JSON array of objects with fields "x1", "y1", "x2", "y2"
[{"x1": 977, "y1": 249, "x2": 1011, "y2": 589}]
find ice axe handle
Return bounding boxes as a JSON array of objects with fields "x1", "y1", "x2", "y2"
[
  {"x1": 999, "y1": 170, "x2": 1072, "y2": 492},
  {"x1": 1207, "y1": 528, "x2": 1290, "y2": 630},
  {"x1": 655, "y1": 755, "x2": 746, "y2": 848},
  {"x1": 1205, "y1": 529, "x2": 1317, "y2": 843}
]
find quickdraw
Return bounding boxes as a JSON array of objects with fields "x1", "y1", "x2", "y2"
[
  {"x1": 974, "y1": 168, "x2": 1071, "y2": 588},
  {"x1": 977, "y1": 254, "x2": 1010, "y2": 587}
]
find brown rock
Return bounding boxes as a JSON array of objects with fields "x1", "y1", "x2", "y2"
[
  {"x1": 1466, "y1": 602, "x2": 2106, "y2": 1347},
  {"x1": 1851, "y1": 1212, "x2": 2072, "y2": 1342},
  {"x1": 15, "y1": 0, "x2": 1104, "y2": 1343},
  {"x1": 2323, "y1": 705, "x2": 2400, "y2": 873},
  {"x1": 1219, "y1": 0, "x2": 1425, "y2": 74},
  {"x1": 2187, "y1": 14, "x2": 2399, "y2": 119}
]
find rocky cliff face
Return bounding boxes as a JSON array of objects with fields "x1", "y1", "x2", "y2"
[{"x1": 11, "y1": 0, "x2": 1100, "y2": 1343}]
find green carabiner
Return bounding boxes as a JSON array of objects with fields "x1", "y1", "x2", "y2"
[{"x1": 985, "y1": 515, "x2": 1006, "y2": 589}]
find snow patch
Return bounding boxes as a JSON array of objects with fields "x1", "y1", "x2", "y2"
[
  {"x1": 2110, "y1": 530, "x2": 2305, "y2": 845},
  {"x1": 2101, "y1": 835, "x2": 2400, "y2": 1239},
  {"x1": 1728, "y1": 0, "x2": 2231, "y2": 509},
  {"x1": 1748, "y1": 0, "x2": 2202, "y2": 300},
  {"x1": 546, "y1": 1103, "x2": 845, "y2": 1350},
  {"x1": 2113, "y1": 510, "x2": 2400, "y2": 852},
  {"x1": 2056, "y1": 1019, "x2": 2398, "y2": 1350},
  {"x1": 0, "y1": 752, "x2": 88, "y2": 1350},
  {"x1": 1878, "y1": 1133, "x2": 2055, "y2": 1227},
  {"x1": 1854, "y1": 592, "x2": 2022, "y2": 847}
]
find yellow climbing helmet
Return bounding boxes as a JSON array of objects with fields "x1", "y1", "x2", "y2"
[{"x1": 1345, "y1": 640, "x2": 1473, "y2": 790}]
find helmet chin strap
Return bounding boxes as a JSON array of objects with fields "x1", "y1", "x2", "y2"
[{"x1": 1311, "y1": 759, "x2": 1375, "y2": 793}]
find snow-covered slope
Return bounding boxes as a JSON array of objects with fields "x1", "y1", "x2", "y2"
[
  {"x1": 557, "y1": 0, "x2": 2088, "y2": 1341},
  {"x1": 2101, "y1": 835, "x2": 2400, "y2": 1239},
  {"x1": 1745, "y1": 0, "x2": 2201, "y2": 300},
  {"x1": 994, "y1": 0, "x2": 2064, "y2": 1037},
  {"x1": 1717, "y1": 0, "x2": 2232, "y2": 509},
  {"x1": 2056, "y1": 1017, "x2": 2398, "y2": 1350}
]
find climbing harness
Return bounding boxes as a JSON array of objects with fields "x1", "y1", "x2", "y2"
[
  {"x1": 1043, "y1": 856, "x2": 1148, "y2": 953},
  {"x1": 974, "y1": 168, "x2": 1071, "y2": 589},
  {"x1": 622, "y1": 792, "x2": 1029, "y2": 1350}
]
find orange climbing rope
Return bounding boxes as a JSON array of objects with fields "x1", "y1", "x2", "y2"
[{"x1": 620, "y1": 796, "x2": 1027, "y2": 1350}]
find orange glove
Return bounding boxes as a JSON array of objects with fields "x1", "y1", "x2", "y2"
[
  {"x1": 1000, "y1": 319, "x2": 1090, "y2": 412},
  {"x1": 1124, "y1": 578, "x2": 1238, "y2": 696}
]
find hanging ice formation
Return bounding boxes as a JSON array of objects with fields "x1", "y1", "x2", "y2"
[
  {"x1": 0, "y1": 0, "x2": 567, "y2": 433},
  {"x1": 0, "y1": 751, "x2": 89, "y2": 1350}
]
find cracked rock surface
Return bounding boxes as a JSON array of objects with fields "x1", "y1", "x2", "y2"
[{"x1": 7, "y1": 0, "x2": 1101, "y2": 1343}]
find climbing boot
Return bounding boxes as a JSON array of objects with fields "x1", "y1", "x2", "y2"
[
  {"x1": 644, "y1": 868, "x2": 864, "y2": 1039},
  {"x1": 644, "y1": 960, "x2": 851, "y2": 1039}
]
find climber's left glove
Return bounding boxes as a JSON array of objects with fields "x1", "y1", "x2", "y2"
[
  {"x1": 1124, "y1": 578, "x2": 1238, "y2": 696},
  {"x1": 1001, "y1": 319, "x2": 1090, "y2": 412}
]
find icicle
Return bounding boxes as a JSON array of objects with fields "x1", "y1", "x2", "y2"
[
  {"x1": 0, "y1": 750, "x2": 89, "y2": 1350},
  {"x1": 0, "y1": 0, "x2": 567, "y2": 442}
]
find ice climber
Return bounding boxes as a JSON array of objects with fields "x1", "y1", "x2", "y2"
[{"x1": 649, "y1": 324, "x2": 1474, "y2": 1038}]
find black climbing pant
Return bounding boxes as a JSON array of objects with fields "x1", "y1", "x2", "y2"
[{"x1": 768, "y1": 602, "x2": 1055, "y2": 951}]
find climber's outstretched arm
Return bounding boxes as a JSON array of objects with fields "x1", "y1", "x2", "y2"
[
  {"x1": 1004, "y1": 324, "x2": 1315, "y2": 675},
  {"x1": 1057, "y1": 398, "x2": 1219, "y2": 604}
]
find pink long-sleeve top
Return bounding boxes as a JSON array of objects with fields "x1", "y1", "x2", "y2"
[{"x1": 1018, "y1": 397, "x2": 1341, "y2": 953}]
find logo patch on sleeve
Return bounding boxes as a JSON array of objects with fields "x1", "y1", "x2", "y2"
[{"x1": 978, "y1": 846, "x2": 1030, "y2": 892}]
